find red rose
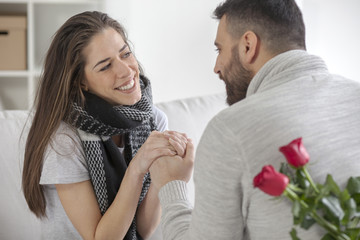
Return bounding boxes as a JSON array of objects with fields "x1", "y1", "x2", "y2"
[
  {"x1": 253, "y1": 165, "x2": 289, "y2": 196},
  {"x1": 279, "y1": 137, "x2": 309, "y2": 168}
]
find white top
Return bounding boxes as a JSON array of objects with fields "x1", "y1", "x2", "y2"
[
  {"x1": 40, "y1": 106, "x2": 168, "y2": 240},
  {"x1": 158, "y1": 50, "x2": 360, "y2": 239}
]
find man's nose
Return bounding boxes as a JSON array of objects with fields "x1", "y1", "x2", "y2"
[{"x1": 213, "y1": 59, "x2": 221, "y2": 75}]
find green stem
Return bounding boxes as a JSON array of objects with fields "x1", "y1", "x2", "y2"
[
  {"x1": 287, "y1": 184, "x2": 304, "y2": 194},
  {"x1": 284, "y1": 187, "x2": 349, "y2": 240},
  {"x1": 285, "y1": 186, "x2": 303, "y2": 202},
  {"x1": 301, "y1": 167, "x2": 320, "y2": 194},
  {"x1": 310, "y1": 211, "x2": 347, "y2": 240}
]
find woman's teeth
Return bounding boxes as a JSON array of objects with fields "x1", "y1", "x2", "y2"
[{"x1": 117, "y1": 79, "x2": 134, "y2": 91}]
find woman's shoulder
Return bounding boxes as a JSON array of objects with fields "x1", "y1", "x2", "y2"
[
  {"x1": 51, "y1": 122, "x2": 82, "y2": 151},
  {"x1": 40, "y1": 122, "x2": 89, "y2": 185}
]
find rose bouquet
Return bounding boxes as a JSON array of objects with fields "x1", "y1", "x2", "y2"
[{"x1": 253, "y1": 138, "x2": 360, "y2": 240}]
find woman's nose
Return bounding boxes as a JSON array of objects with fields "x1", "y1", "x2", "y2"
[{"x1": 114, "y1": 58, "x2": 132, "y2": 78}]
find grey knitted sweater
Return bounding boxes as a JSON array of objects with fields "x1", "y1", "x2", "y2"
[{"x1": 158, "y1": 50, "x2": 360, "y2": 239}]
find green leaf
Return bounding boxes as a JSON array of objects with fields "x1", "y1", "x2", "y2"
[
  {"x1": 296, "y1": 169, "x2": 310, "y2": 189},
  {"x1": 292, "y1": 199, "x2": 301, "y2": 218},
  {"x1": 293, "y1": 201, "x2": 302, "y2": 226},
  {"x1": 280, "y1": 162, "x2": 300, "y2": 186},
  {"x1": 339, "y1": 189, "x2": 351, "y2": 205},
  {"x1": 280, "y1": 162, "x2": 293, "y2": 177},
  {"x1": 345, "y1": 227, "x2": 360, "y2": 240},
  {"x1": 351, "y1": 193, "x2": 360, "y2": 205},
  {"x1": 292, "y1": 200, "x2": 316, "y2": 230},
  {"x1": 347, "y1": 215, "x2": 360, "y2": 229},
  {"x1": 321, "y1": 196, "x2": 345, "y2": 224},
  {"x1": 290, "y1": 228, "x2": 301, "y2": 240},
  {"x1": 342, "y1": 198, "x2": 357, "y2": 225},
  {"x1": 321, "y1": 233, "x2": 337, "y2": 240},
  {"x1": 346, "y1": 177, "x2": 360, "y2": 196},
  {"x1": 325, "y1": 174, "x2": 342, "y2": 197},
  {"x1": 300, "y1": 213, "x2": 316, "y2": 230}
]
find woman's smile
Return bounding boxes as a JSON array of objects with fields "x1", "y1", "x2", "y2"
[
  {"x1": 115, "y1": 78, "x2": 136, "y2": 92},
  {"x1": 83, "y1": 27, "x2": 142, "y2": 106}
]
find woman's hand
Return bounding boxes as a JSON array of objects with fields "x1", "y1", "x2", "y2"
[
  {"x1": 149, "y1": 139, "x2": 195, "y2": 190},
  {"x1": 130, "y1": 131, "x2": 188, "y2": 176},
  {"x1": 163, "y1": 130, "x2": 188, "y2": 157}
]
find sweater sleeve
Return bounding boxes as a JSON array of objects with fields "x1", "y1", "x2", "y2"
[{"x1": 158, "y1": 115, "x2": 247, "y2": 239}]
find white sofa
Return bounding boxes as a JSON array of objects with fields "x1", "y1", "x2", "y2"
[{"x1": 0, "y1": 93, "x2": 227, "y2": 240}]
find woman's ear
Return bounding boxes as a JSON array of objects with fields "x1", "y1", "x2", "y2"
[
  {"x1": 81, "y1": 82, "x2": 89, "y2": 92},
  {"x1": 241, "y1": 31, "x2": 259, "y2": 64}
]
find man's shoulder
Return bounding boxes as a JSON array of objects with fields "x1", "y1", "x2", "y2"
[{"x1": 209, "y1": 97, "x2": 258, "y2": 124}]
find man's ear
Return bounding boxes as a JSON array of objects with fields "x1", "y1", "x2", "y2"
[{"x1": 240, "y1": 31, "x2": 259, "y2": 64}]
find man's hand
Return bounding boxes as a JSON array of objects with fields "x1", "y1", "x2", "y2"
[{"x1": 149, "y1": 139, "x2": 195, "y2": 190}]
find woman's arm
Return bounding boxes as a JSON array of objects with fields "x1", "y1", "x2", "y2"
[
  {"x1": 56, "y1": 165, "x2": 142, "y2": 239},
  {"x1": 135, "y1": 131, "x2": 189, "y2": 239},
  {"x1": 56, "y1": 162, "x2": 145, "y2": 240},
  {"x1": 56, "y1": 130, "x2": 188, "y2": 240},
  {"x1": 135, "y1": 183, "x2": 161, "y2": 239},
  {"x1": 56, "y1": 131, "x2": 178, "y2": 240}
]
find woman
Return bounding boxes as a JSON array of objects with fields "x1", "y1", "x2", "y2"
[{"x1": 22, "y1": 11, "x2": 187, "y2": 240}]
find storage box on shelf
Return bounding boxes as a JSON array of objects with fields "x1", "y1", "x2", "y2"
[
  {"x1": 0, "y1": 15, "x2": 27, "y2": 70},
  {"x1": 0, "y1": 0, "x2": 102, "y2": 110},
  {"x1": 0, "y1": 2, "x2": 28, "y2": 110}
]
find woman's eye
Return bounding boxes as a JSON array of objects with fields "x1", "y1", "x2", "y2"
[
  {"x1": 123, "y1": 51, "x2": 132, "y2": 58},
  {"x1": 100, "y1": 64, "x2": 111, "y2": 71}
]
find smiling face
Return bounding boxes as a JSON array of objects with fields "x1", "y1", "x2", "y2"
[{"x1": 82, "y1": 27, "x2": 141, "y2": 106}]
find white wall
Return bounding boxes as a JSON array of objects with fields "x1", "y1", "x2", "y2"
[
  {"x1": 103, "y1": 0, "x2": 360, "y2": 103},
  {"x1": 103, "y1": 0, "x2": 224, "y2": 103},
  {"x1": 302, "y1": 0, "x2": 360, "y2": 81}
]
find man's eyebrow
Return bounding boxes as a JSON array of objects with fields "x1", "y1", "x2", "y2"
[
  {"x1": 214, "y1": 41, "x2": 220, "y2": 47},
  {"x1": 92, "y1": 44, "x2": 128, "y2": 69}
]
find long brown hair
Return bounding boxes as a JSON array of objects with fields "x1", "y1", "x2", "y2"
[{"x1": 22, "y1": 11, "x2": 138, "y2": 218}]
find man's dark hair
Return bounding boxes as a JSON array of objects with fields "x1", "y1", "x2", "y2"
[{"x1": 213, "y1": 0, "x2": 306, "y2": 54}]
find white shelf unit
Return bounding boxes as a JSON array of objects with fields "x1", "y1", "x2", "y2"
[{"x1": 0, "y1": 0, "x2": 103, "y2": 110}]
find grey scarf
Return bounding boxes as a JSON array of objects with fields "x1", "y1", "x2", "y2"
[{"x1": 70, "y1": 76, "x2": 157, "y2": 240}]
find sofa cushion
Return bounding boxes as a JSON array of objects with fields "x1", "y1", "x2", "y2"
[
  {"x1": 0, "y1": 110, "x2": 41, "y2": 239},
  {"x1": 0, "y1": 93, "x2": 227, "y2": 240},
  {"x1": 155, "y1": 93, "x2": 227, "y2": 148}
]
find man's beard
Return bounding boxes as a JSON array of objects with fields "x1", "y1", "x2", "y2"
[{"x1": 219, "y1": 46, "x2": 253, "y2": 105}]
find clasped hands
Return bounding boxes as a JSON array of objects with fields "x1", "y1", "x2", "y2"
[{"x1": 131, "y1": 130, "x2": 194, "y2": 190}]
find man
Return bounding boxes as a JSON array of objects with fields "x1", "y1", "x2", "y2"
[{"x1": 149, "y1": 0, "x2": 360, "y2": 239}]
